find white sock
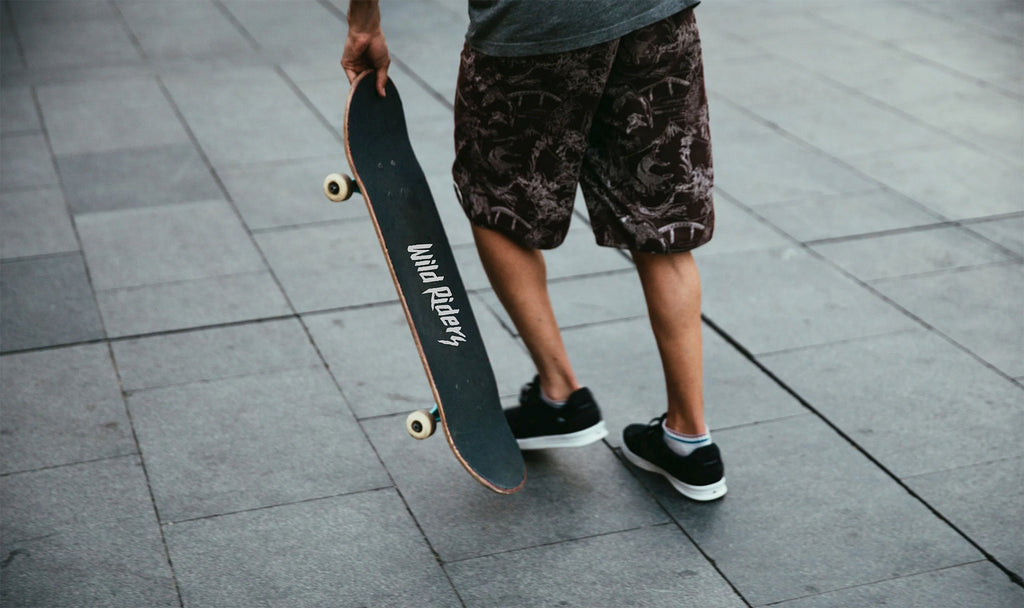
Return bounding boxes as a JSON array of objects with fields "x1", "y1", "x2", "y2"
[
  {"x1": 540, "y1": 388, "x2": 566, "y2": 409},
  {"x1": 662, "y1": 420, "x2": 711, "y2": 457}
]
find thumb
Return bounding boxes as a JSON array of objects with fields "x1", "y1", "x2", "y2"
[{"x1": 376, "y1": 66, "x2": 389, "y2": 98}]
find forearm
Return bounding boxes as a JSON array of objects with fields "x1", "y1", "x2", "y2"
[{"x1": 348, "y1": 0, "x2": 382, "y2": 34}]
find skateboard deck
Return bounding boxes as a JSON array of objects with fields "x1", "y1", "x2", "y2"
[{"x1": 323, "y1": 72, "x2": 526, "y2": 494}]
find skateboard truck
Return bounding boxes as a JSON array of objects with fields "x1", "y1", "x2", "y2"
[
  {"x1": 405, "y1": 406, "x2": 440, "y2": 440},
  {"x1": 323, "y1": 173, "x2": 359, "y2": 202}
]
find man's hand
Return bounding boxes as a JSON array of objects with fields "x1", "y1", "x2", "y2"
[{"x1": 342, "y1": 0, "x2": 390, "y2": 97}]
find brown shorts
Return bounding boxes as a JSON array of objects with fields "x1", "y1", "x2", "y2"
[{"x1": 452, "y1": 9, "x2": 714, "y2": 253}]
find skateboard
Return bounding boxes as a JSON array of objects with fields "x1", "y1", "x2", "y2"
[{"x1": 323, "y1": 71, "x2": 526, "y2": 494}]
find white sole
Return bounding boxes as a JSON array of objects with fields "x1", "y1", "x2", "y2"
[
  {"x1": 622, "y1": 443, "x2": 727, "y2": 502},
  {"x1": 516, "y1": 421, "x2": 608, "y2": 450}
]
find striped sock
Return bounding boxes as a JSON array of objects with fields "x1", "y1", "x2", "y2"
[{"x1": 662, "y1": 420, "x2": 711, "y2": 457}]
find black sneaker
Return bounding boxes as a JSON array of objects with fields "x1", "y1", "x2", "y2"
[
  {"x1": 505, "y1": 376, "x2": 608, "y2": 450},
  {"x1": 622, "y1": 415, "x2": 727, "y2": 501}
]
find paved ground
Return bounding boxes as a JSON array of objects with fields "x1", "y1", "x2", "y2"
[{"x1": 1, "y1": 0, "x2": 1022, "y2": 606}]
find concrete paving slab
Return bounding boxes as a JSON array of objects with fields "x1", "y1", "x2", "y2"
[
  {"x1": 0, "y1": 343, "x2": 134, "y2": 474},
  {"x1": 771, "y1": 561, "x2": 1024, "y2": 608},
  {"x1": 113, "y1": 317, "x2": 321, "y2": 391},
  {"x1": 378, "y1": 0, "x2": 465, "y2": 103},
  {"x1": 873, "y1": 263, "x2": 1024, "y2": 378},
  {"x1": 696, "y1": 247, "x2": 917, "y2": 355},
  {"x1": 76, "y1": 199, "x2": 265, "y2": 290},
  {"x1": 220, "y1": 157, "x2": 364, "y2": 231},
  {"x1": 363, "y1": 414, "x2": 669, "y2": 563},
  {"x1": 562, "y1": 318, "x2": 806, "y2": 449},
  {"x1": 447, "y1": 524, "x2": 745, "y2": 608},
  {"x1": 811, "y1": 225, "x2": 1015, "y2": 282},
  {"x1": 0, "y1": 253, "x2": 105, "y2": 352},
  {"x1": 710, "y1": 103, "x2": 879, "y2": 207},
  {"x1": 161, "y1": 66, "x2": 339, "y2": 168},
  {"x1": 479, "y1": 270, "x2": 649, "y2": 336},
  {"x1": 127, "y1": 367, "x2": 389, "y2": 523},
  {"x1": 1, "y1": 133, "x2": 59, "y2": 190},
  {"x1": 254, "y1": 219, "x2": 396, "y2": 313},
  {"x1": 304, "y1": 304, "x2": 433, "y2": 417},
  {"x1": 0, "y1": 456, "x2": 178, "y2": 607},
  {"x1": 96, "y1": 270, "x2": 291, "y2": 338},
  {"x1": 164, "y1": 489, "x2": 461, "y2": 608},
  {"x1": 907, "y1": 457, "x2": 1024, "y2": 578},
  {"x1": 967, "y1": 214, "x2": 1024, "y2": 258},
  {"x1": 698, "y1": 195, "x2": 793, "y2": 255},
  {"x1": 117, "y1": 0, "x2": 256, "y2": 61},
  {"x1": 55, "y1": 143, "x2": 222, "y2": 214},
  {"x1": 0, "y1": 86, "x2": 41, "y2": 133},
  {"x1": 0, "y1": 187, "x2": 77, "y2": 259},
  {"x1": 705, "y1": 53, "x2": 843, "y2": 107},
  {"x1": 15, "y1": 17, "x2": 142, "y2": 70},
  {"x1": 36, "y1": 76, "x2": 189, "y2": 156},
  {"x1": 762, "y1": 329, "x2": 1024, "y2": 478},
  {"x1": 7, "y1": 0, "x2": 117, "y2": 25},
  {"x1": 219, "y1": 0, "x2": 347, "y2": 66},
  {"x1": 649, "y1": 415, "x2": 982, "y2": 606},
  {"x1": 754, "y1": 189, "x2": 942, "y2": 243},
  {"x1": 750, "y1": 88, "x2": 947, "y2": 161},
  {"x1": 846, "y1": 143, "x2": 1023, "y2": 221}
]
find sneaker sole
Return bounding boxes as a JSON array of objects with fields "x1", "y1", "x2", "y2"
[
  {"x1": 516, "y1": 421, "x2": 608, "y2": 451},
  {"x1": 622, "y1": 443, "x2": 727, "y2": 502}
]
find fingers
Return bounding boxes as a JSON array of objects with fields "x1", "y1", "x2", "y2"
[{"x1": 375, "y1": 64, "x2": 389, "y2": 98}]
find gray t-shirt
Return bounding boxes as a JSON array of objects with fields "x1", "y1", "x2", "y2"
[{"x1": 466, "y1": 0, "x2": 701, "y2": 57}]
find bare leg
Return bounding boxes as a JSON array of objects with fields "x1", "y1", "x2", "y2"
[
  {"x1": 471, "y1": 224, "x2": 579, "y2": 401},
  {"x1": 632, "y1": 250, "x2": 706, "y2": 436}
]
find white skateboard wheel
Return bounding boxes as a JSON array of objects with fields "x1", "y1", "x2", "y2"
[
  {"x1": 406, "y1": 409, "x2": 437, "y2": 440},
  {"x1": 323, "y1": 173, "x2": 355, "y2": 202}
]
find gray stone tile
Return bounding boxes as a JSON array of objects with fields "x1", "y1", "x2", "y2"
[
  {"x1": 362, "y1": 415, "x2": 669, "y2": 563},
  {"x1": 219, "y1": 0, "x2": 347, "y2": 66},
  {"x1": 1, "y1": 133, "x2": 59, "y2": 190},
  {"x1": 36, "y1": 77, "x2": 188, "y2": 156},
  {"x1": 907, "y1": 458, "x2": 1024, "y2": 577},
  {"x1": 96, "y1": 271, "x2": 291, "y2": 338},
  {"x1": 8, "y1": 0, "x2": 119, "y2": 26},
  {"x1": 254, "y1": 220, "x2": 396, "y2": 313},
  {"x1": 0, "y1": 87, "x2": 41, "y2": 133},
  {"x1": 755, "y1": 190, "x2": 942, "y2": 243},
  {"x1": 812, "y1": 226, "x2": 1015, "y2": 282},
  {"x1": 16, "y1": 18, "x2": 142, "y2": 70},
  {"x1": 55, "y1": 143, "x2": 222, "y2": 214},
  {"x1": 751, "y1": 88, "x2": 946, "y2": 160},
  {"x1": 706, "y1": 53, "x2": 843, "y2": 107},
  {"x1": 0, "y1": 344, "x2": 135, "y2": 474},
  {"x1": 846, "y1": 143, "x2": 1023, "y2": 221},
  {"x1": 762, "y1": 329, "x2": 1024, "y2": 478},
  {"x1": 0, "y1": 188, "x2": 77, "y2": 259},
  {"x1": 695, "y1": 247, "x2": 917, "y2": 355},
  {"x1": 113, "y1": 318, "x2": 321, "y2": 391},
  {"x1": 161, "y1": 67, "x2": 339, "y2": 168},
  {"x1": 650, "y1": 415, "x2": 981, "y2": 606},
  {"x1": 117, "y1": 0, "x2": 255, "y2": 61},
  {"x1": 967, "y1": 215, "x2": 1024, "y2": 258},
  {"x1": 165, "y1": 489, "x2": 460, "y2": 608},
  {"x1": 699, "y1": 195, "x2": 793, "y2": 256},
  {"x1": 304, "y1": 304, "x2": 433, "y2": 418},
  {"x1": 128, "y1": 367, "x2": 388, "y2": 522},
  {"x1": 0, "y1": 456, "x2": 178, "y2": 607},
  {"x1": 873, "y1": 263, "x2": 1024, "y2": 378},
  {"x1": 772, "y1": 561, "x2": 1024, "y2": 608},
  {"x1": 0, "y1": 253, "x2": 105, "y2": 352},
  {"x1": 479, "y1": 270, "x2": 649, "y2": 336},
  {"x1": 564, "y1": 319, "x2": 807, "y2": 449},
  {"x1": 76, "y1": 200, "x2": 266, "y2": 290},
  {"x1": 447, "y1": 525, "x2": 745, "y2": 608},
  {"x1": 711, "y1": 106, "x2": 878, "y2": 206},
  {"x1": 220, "y1": 157, "x2": 363, "y2": 231}
]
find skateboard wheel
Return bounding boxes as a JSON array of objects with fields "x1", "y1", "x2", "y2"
[
  {"x1": 406, "y1": 409, "x2": 437, "y2": 440},
  {"x1": 323, "y1": 173, "x2": 356, "y2": 202}
]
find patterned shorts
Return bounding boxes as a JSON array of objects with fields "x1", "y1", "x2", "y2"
[{"x1": 452, "y1": 8, "x2": 713, "y2": 253}]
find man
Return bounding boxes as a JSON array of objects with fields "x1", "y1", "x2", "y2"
[{"x1": 342, "y1": 0, "x2": 726, "y2": 501}]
